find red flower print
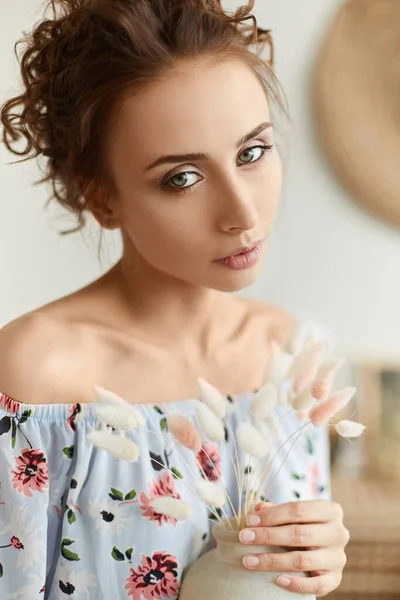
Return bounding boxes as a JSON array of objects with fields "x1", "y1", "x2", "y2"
[
  {"x1": 125, "y1": 552, "x2": 179, "y2": 600},
  {"x1": 196, "y1": 442, "x2": 222, "y2": 482},
  {"x1": 67, "y1": 404, "x2": 82, "y2": 431},
  {"x1": 11, "y1": 448, "x2": 49, "y2": 497},
  {"x1": 10, "y1": 535, "x2": 24, "y2": 550},
  {"x1": 0, "y1": 393, "x2": 21, "y2": 415},
  {"x1": 140, "y1": 472, "x2": 180, "y2": 526}
]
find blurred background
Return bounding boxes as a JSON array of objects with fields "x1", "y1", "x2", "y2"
[{"x1": 1, "y1": 0, "x2": 400, "y2": 597}]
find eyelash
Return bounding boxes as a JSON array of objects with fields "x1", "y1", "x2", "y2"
[{"x1": 161, "y1": 143, "x2": 274, "y2": 194}]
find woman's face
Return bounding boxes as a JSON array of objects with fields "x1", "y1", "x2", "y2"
[{"x1": 107, "y1": 58, "x2": 283, "y2": 292}]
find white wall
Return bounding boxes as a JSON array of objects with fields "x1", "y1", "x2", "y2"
[{"x1": 1, "y1": 0, "x2": 399, "y2": 359}]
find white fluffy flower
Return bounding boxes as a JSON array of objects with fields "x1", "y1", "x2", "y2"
[
  {"x1": 198, "y1": 378, "x2": 227, "y2": 419},
  {"x1": 88, "y1": 499, "x2": 130, "y2": 534},
  {"x1": 288, "y1": 319, "x2": 328, "y2": 356},
  {"x1": 267, "y1": 341, "x2": 293, "y2": 385},
  {"x1": 195, "y1": 400, "x2": 225, "y2": 442},
  {"x1": 250, "y1": 382, "x2": 278, "y2": 419},
  {"x1": 195, "y1": 479, "x2": 226, "y2": 508},
  {"x1": 335, "y1": 420, "x2": 366, "y2": 438},
  {"x1": 292, "y1": 386, "x2": 317, "y2": 411},
  {"x1": 150, "y1": 496, "x2": 192, "y2": 521},
  {"x1": 87, "y1": 430, "x2": 140, "y2": 462},
  {"x1": 93, "y1": 405, "x2": 139, "y2": 431},
  {"x1": 236, "y1": 422, "x2": 269, "y2": 458},
  {"x1": 94, "y1": 386, "x2": 145, "y2": 428}
]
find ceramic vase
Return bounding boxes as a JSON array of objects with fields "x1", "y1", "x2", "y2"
[{"x1": 179, "y1": 522, "x2": 316, "y2": 600}]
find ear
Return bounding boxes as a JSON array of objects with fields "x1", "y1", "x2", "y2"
[{"x1": 80, "y1": 178, "x2": 120, "y2": 230}]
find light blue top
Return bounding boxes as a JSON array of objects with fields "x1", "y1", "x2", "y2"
[{"x1": 0, "y1": 389, "x2": 330, "y2": 600}]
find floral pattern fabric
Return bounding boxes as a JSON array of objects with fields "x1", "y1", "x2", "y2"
[{"x1": 0, "y1": 390, "x2": 330, "y2": 600}]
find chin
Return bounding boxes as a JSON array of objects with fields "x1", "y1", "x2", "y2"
[{"x1": 207, "y1": 266, "x2": 263, "y2": 293}]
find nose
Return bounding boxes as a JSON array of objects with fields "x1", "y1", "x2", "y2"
[{"x1": 218, "y1": 178, "x2": 258, "y2": 234}]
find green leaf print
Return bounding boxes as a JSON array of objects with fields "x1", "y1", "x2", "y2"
[
  {"x1": 111, "y1": 546, "x2": 125, "y2": 561},
  {"x1": 19, "y1": 409, "x2": 32, "y2": 424},
  {"x1": 11, "y1": 420, "x2": 17, "y2": 449},
  {"x1": 293, "y1": 491, "x2": 301, "y2": 499},
  {"x1": 305, "y1": 435, "x2": 314, "y2": 455},
  {"x1": 67, "y1": 509, "x2": 76, "y2": 525},
  {"x1": 109, "y1": 488, "x2": 124, "y2": 501},
  {"x1": 291, "y1": 472, "x2": 306, "y2": 481},
  {"x1": 0, "y1": 562, "x2": 3, "y2": 578},
  {"x1": 160, "y1": 417, "x2": 168, "y2": 432},
  {"x1": 153, "y1": 406, "x2": 164, "y2": 415},
  {"x1": 171, "y1": 467, "x2": 183, "y2": 480},
  {"x1": 125, "y1": 548, "x2": 133, "y2": 561},
  {"x1": 124, "y1": 490, "x2": 137, "y2": 501},
  {"x1": 0, "y1": 417, "x2": 11, "y2": 436},
  {"x1": 61, "y1": 539, "x2": 80, "y2": 562},
  {"x1": 63, "y1": 446, "x2": 75, "y2": 459}
]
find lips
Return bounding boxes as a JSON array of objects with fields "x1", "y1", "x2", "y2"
[{"x1": 217, "y1": 240, "x2": 263, "y2": 261}]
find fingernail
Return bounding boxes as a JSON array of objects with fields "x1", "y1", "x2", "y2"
[
  {"x1": 243, "y1": 555, "x2": 260, "y2": 568},
  {"x1": 277, "y1": 576, "x2": 291, "y2": 587},
  {"x1": 239, "y1": 529, "x2": 256, "y2": 543},
  {"x1": 246, "y1": 514, "x2": 261, "y2": 526}
]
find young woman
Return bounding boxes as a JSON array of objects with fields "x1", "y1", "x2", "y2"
[{"x1": 0, "y1": 0, "x2": 349, "y2": 598}]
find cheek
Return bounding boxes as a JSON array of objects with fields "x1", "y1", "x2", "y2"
[
  {"x1": 121, "y1": 199, "x2": 205, "y2": 258},
  {"x1": 255, "y1": 158, "x2": 283, "y2": 217}
]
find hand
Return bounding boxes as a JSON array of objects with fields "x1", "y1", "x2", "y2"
[{"x1": 239, "y1": 500, "x2": 349, "y2": 597}]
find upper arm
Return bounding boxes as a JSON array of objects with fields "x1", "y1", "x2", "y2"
[{"x1": 0, "y1": 313, "x2": 82, "y2": 404}]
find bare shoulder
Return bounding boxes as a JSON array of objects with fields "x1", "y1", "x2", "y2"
[
  {"x1": 238, "y1": 297, "x2": 297, "y2": 347},
  {"x1": 0, "y1": 310, "x2": 94, "y2": 405}
]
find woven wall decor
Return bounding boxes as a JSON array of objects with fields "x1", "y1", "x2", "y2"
[{"x1": 313, "y1": 0, "x2": 400, "y2": 228}]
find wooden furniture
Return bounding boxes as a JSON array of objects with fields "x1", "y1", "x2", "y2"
[{"x1": 328, "y1": 473, "x2": 400, "y2": 598}]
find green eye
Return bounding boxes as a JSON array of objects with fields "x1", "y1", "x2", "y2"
[
  {"x1": 164, "y1": 171, "x2": 201, "y2": 190},
  {"x1": 238, "y1": 146, "x2": 266, "y2": 164},
  {"x1": 170, "y1": 173, "x2": 189, "y2": 188}
]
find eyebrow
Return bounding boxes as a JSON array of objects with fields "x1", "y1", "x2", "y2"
[{"x1": 145, "y1": 121, "x2": 273, "y2": 172}]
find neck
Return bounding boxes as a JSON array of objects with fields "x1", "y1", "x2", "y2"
[{"x1": 101, "y1": 254, "x2": 231, "y2": 348}]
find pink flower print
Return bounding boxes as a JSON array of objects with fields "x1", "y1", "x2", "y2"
[
  {"x1": 196, "y1": 442, "x2": 222, "y2": 482},
  {"x1": 140, "y1": 472, "x2": 180, "y2": 526},
  {"x1": 0, "y1": 392, "x2": 21, "y2": 415},
  {"x1": 11, "y1": 448, "x2": 49, "y2": 497},
  {"x1": 125, "y1": 552, "x2": 179, "y2": 600},
  {"x1": 10, "y1": 535, "x2": 24, "y2": 550},
  {"x1": 67, "y1": 404, "x2": 82, "y2": 431},
  {"x1": 309, "y1": 462, "x2": 319, "y2": 497}
]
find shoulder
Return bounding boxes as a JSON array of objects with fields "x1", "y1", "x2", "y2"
[
  {"x1": 0, "y1": 310, "x2": 94, "y2": 405},
  {"x1": 237, "y1": 297, "x2": 298, "y2": 348}
]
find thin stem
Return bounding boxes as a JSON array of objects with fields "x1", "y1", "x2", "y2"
[
  {"x1": 197, "y1": 446, "x2": 238, "y2": 529},
  {"x1": 264, "y1": 418, "x2": 313, "y2": 501},
  {"x1": 139, "y1": 424, "x2": 235, "y2": 529},
  {"x1": 149, "y1": 456, "x2": 225, "y2": 527},
  {"x1": 0, "y1": 544, "x2": 12, "y2": 549},
  {"x1": 16, "y1": 422, "x2": 32, "y2": 449},
  {"x1": 252, "y1": 415, "x2": 315, "y2": 509},
  {"x1": 221, "y1": 418, "x2": 242, "y2": 527}
]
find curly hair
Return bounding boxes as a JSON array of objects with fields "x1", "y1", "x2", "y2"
[{"x1": 1, "y1": 0, "x2": 287, "y2": 234}]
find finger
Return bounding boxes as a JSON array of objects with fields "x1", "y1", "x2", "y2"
[
  {"x1": 242, "y1": 548, "x2": 347, "y2": 574},
  {"x1": 276, "y1": 570, "x2": 343, "y2": 597},
  {"x1": 239, "y1": 522, "x2": 343, "y2": 548},
  {"x1": 247, "y1": 500, "x2": 343, "y2": 527},
  {"x1": 255, "y1": 501, "x2": 276, "y2": 511}
]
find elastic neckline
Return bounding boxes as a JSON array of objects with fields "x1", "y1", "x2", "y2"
[{"x1": 0, "y1": 389, "x2": 254, "y2": 423}]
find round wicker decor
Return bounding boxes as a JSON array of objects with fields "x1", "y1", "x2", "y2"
[{"x1": 313, "y1": 0, "x2": 400, "y2": 228}]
